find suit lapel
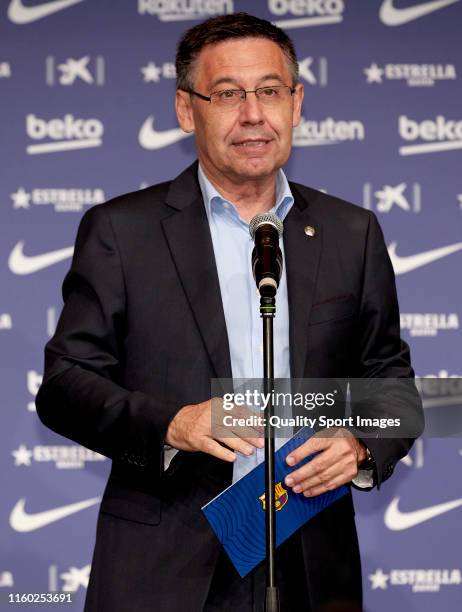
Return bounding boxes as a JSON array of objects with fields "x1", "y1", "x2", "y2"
[
  {"x1": 284, "y1": 185, "x2": 322, "y2": 378},
  {"x1": 161, "y1": 163, "x2": 232, "y2": 380},
  {"x1": 160, "y1": 165, "x2": 321, "y2": 381}
]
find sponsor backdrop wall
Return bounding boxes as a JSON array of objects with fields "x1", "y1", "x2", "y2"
[{"x1": 1, "y1": 1, "x2": 461, "y2": 610}]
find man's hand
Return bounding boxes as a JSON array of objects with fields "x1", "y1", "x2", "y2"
[
  {"x1": 165, "y1": 398, "x2": 264, "y2": 462},
  {"x1": 284, "y1": 428, "x2": 367, "y2": 497}
]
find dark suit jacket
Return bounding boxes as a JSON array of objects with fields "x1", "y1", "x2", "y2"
[{"x1": 36, "y1": 161, "x2": 423, "y2": 612}]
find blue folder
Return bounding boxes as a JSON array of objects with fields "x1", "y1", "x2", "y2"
[{"x1": 202, "y1": 428, "x2": 348, "y2": 577}]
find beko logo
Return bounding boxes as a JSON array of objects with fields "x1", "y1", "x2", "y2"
[
  {"x1": 399, "y1": 115, "x2": 462, "y2": 155},
  {"x1": 293, "y1": 116, "x2": 364, "y2": 146},
  {"x1": 269, "y1": 0, "x2": 344, "y2": 28},
  {"x1": 138, "y1": 0, "x2": 233, "y2": 20},
  {"x1": 26, "y1": 113, "x2": 104, "y2": 154}
]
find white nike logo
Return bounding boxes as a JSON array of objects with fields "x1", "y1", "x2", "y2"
[
  {"x1": 388, "y1": 241, "x2": 462, "y2": 274},
  {"x1": 385, "y1": 496, "x2": 462, "y2": 530},
  {"x1": 138, "y1": 115, "x2": 191, "y2": 150},
  {"x1": 10, "y1": 497, "x2": 100, "y2": 532},
  {"x1": 380, "y1": 0, "x2": 459, "y2": 26},
  {"x1": 8, "y1": 0, "x2": 84, "y2": 24},
  {"x1": 9, "y1": 241, "x2": 74, "y2": 275}
]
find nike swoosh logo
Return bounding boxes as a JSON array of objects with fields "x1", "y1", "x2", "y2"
[
  {"x1": 9, "y1": 241, "x2": 74, "y2": 275},
  {"x1": 380, "y1": 0, "x2": 459, "y2": 26},
  {"x1": 138, "y1": 115, "x2": 191, "y2": 150},
  {"x1": 388, "y1": 241, "x2": 462, "y2": 274},
  {"x1": 10, "y1": 497, "x2": 100, "y2": 532},
  {"x1": 8, "y1": 0, "x2": 84, "y2": 24},
  {"x1": 385, "y1": 496, "x2": 462, "y2": 530}
]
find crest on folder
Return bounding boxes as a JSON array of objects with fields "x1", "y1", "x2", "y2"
[{"x1": 259, "y1": 481, "x2": 288, "y2": 512}]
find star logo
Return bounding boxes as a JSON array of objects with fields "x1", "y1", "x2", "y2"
[
  {"x1": 141, "y1": 62, "x2": 162, "y2": 83},
  {"x1": 369, "y1": 568, "x2": 389, "y2": 590},
  {"x1": 11, "y1": 187, "x2": 31, "y2": 209},
  {"x1": 375, "y1": 183, "x2": 410, "y2": 212},
  {"x1": 364, "y1": 62, "x2": 384, "y2": 84},
  {"x1": 12, "y1": 444, "x2": 33, "y2": 466},
  {"x1": 60, "y1": 565, "x2": 90, "y2": 592},
  {"x1": 57, "y1": 56, "x2": 93, "y2": 85}
]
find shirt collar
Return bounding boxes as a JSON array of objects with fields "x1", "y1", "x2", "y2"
[{"x1": 198, "y1": 163, "x2": 294, "y2": 225}]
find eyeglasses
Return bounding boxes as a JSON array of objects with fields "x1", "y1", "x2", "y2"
[{"x1": 186, "y1": 85, "x2": 296, "y2": 110}]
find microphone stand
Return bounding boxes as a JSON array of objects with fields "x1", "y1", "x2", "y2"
[{"x1": 260, "y1": 293, "x2": 280, "y2": 612}]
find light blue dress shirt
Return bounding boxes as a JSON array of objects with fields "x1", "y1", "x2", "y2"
[{"x1": 198, "y1": 164, "x2": 294, "y2": 482}]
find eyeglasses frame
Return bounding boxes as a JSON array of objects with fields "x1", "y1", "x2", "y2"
[{"x1": 184, "y1": 85, "x2": 297, "y2": 106}]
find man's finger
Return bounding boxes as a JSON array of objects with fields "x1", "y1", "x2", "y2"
[
  {"x1": 238, "y1": 433, "x2": 265, "y2": 448},
  {"x1": 201, "y1": 437, "x2": 236, "y2": 462},
  {"x1": 285, "y1": 451, "x2": 332, "y2": 486},
  {"x1": 301, "y1": 476, "x2": 346, "y2": 498},
  {"x1": 290, "y1": 463, "x2": 342, "y2": 493},
  {"x1": 216, "y1": 434, "x2": 258, "y2": 456},
  {"x1": 213, "y1": 401, "x2": 264, "y2": 440},
  {"x1": 285, "y1": 435, "x2": 329, "y2": 466}
]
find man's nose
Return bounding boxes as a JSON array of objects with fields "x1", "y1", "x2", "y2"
[{"x1": 238, "y1": 92, "x2": 265, "y2": 125}]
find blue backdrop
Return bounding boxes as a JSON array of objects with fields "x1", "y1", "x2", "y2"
[{"x1": 1, "y1": 1, "x2": 461, "y2": 610}]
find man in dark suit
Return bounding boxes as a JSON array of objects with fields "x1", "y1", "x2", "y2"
[{"x1": 36, "y1": 13, "x2": 422, "y2": 612}]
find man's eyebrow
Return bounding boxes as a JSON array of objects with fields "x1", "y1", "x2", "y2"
[{"x1": 208, "y1": 73, "x2": 286, "y2": 90}]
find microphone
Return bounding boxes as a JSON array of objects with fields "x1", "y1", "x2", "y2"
[{"x1": 249, "y1": 213, "x2": 284, "y2": 298}]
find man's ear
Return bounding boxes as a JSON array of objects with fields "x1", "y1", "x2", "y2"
[
  {"x1": 176, "y1": 90, "x2": 195, "y2": 133},
  {"x1": 292, "y1": 83, "x2": 304, "y2": 128}
]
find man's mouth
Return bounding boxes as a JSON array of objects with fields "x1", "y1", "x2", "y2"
[{"x1": 232, "y1": 139, "x2": 272, "y2": 148}]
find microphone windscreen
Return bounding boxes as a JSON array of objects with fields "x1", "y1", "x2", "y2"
[{"x1": 249, "y1": 213, "x2": 283, "y2": 239}]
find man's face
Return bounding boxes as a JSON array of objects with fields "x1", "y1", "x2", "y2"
[{"x1": 176, "y1": 37, "x2": 304, "y2": 184}]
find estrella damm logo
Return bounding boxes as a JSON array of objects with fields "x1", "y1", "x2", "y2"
[{"x1": 259, "y1": 482, "x2": 289, "y2": 512}]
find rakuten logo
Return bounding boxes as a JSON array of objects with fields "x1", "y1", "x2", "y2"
[
  {"x1": 138, "y1": 0, "x2": 233, "y2": 21},
  {"x1": 293, "y1": 116, "x2": 364, "y2": 146},
  {"x1": 269, "y1": 0, "x2": 344, "y2": 28},
  {"x1": 399, "y1": 115, "x2": 462, "y2": 155},
  {"x1": 26, "y1": 114, "x2": 103, "y2": 154}
]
